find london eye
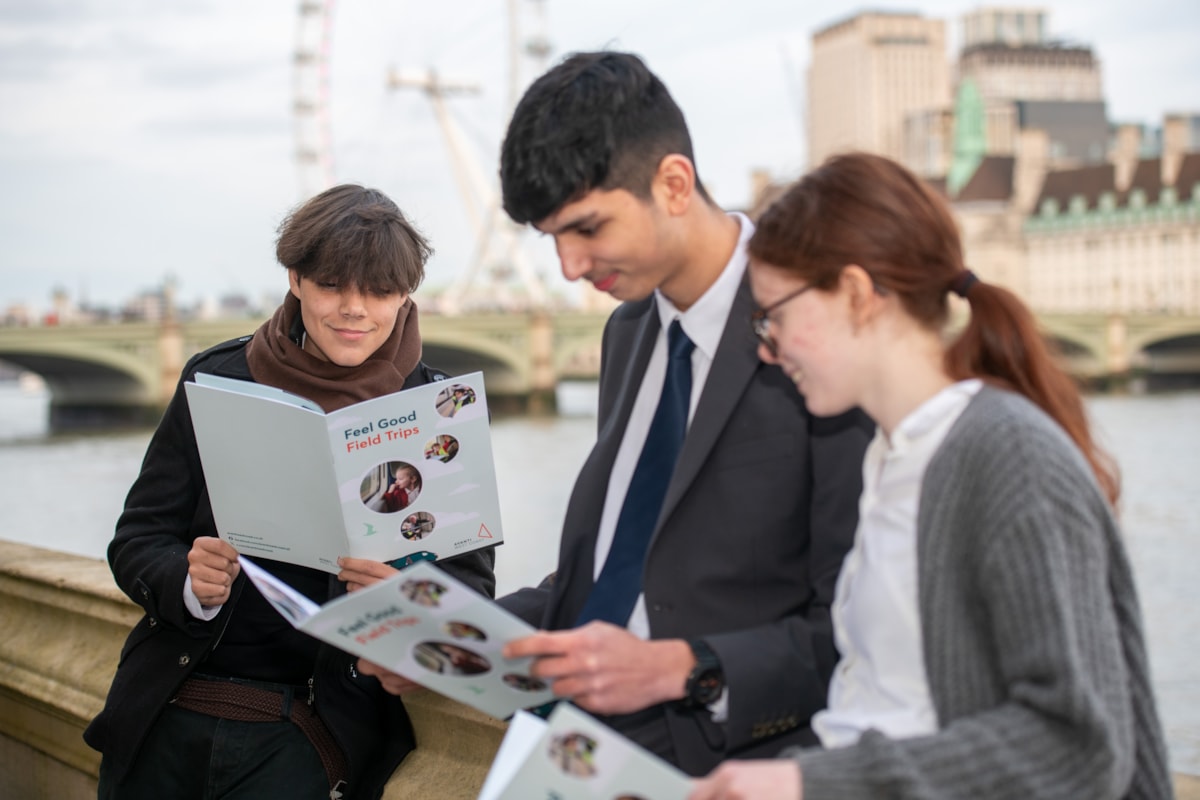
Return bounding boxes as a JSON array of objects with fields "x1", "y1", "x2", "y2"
[{"x1": 291, "y1": 1, "x2": 553, "y2": 310}]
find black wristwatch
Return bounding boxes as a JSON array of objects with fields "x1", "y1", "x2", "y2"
[{"x1": 680, "y1": 638, "x2": 725, "y2": 709}]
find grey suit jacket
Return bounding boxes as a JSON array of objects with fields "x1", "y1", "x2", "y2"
[{"x1": 501, "y1": 276, "x2": 872, "y2": 776}]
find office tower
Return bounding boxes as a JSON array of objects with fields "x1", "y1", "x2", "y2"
[{"x1": 807, "y1": 11, "x2": 949, "y2": 169}]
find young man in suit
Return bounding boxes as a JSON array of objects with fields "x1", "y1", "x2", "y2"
[{"x1": 493, "y1": 51, "x2": 873, "y2": 777}]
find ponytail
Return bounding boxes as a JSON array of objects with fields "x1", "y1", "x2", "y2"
[
  {"x1": 749, "y1": 152, "x2": 1120, "y2": 507},
  {"x1": 944, "y1": 277, "x2": 1120, "y2": 506}
]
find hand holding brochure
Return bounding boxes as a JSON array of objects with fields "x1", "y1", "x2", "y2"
[
  {"x1": 185, "y1": 371, "x2": 501, "y2": 573},
  {"x1": 239, "y1": 557, "x2": 557, "y2": 720},
  {"x1": 480, "y1": 704, "x2": 692, "y2": 800}
]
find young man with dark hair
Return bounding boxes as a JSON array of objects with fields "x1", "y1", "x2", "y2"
[{"x1": 494, "y1": 51, "x2": 873, "y2": 776}]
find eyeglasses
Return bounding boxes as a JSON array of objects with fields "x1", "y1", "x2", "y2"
[{"x1": 750, "y1": 283, "x2": 814, "y2": 355}]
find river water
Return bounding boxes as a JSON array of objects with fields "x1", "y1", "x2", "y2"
[{"x1": 0, "y1": 380, "x2": 1196, "y2": 775}]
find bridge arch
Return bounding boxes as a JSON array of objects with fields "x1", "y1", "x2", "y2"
[
  {"x1": 0, "y1": 332, "x2": 163, "y2": 428},
  {"x1": 420, "y1": 339, "x2": 527, "y2": 395},
  {"x1": 1137, "y1": 332, "x2": 1200, "y2": 388},
  {"x1": 1128, "y1": 322, "x2": 1200, "y2": 356},
  {"x1": 1044, "y1": 333, "x2": 1095, "y2": 358},
  {"x1": 0, "y1": 313, "x2": 613, "y2": 430}
]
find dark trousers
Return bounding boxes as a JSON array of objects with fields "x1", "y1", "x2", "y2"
[{"x1": 97, "y1": 703, "x2": 329, "y2": 800}]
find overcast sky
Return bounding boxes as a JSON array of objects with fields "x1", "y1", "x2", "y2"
[{"x1": 1, "y1": 0, "x2": 1197, "y2": 315}]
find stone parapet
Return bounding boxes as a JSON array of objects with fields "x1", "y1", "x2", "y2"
[
  {"x1": 0, "y1": 540, "x2": 136, "y2": 796},
  {"x1": 4, "y1": 539, "x2": 1194, "y2": 798},
  {"x1": 0, "y1": 541, "x2": 504, "y2": 799}
]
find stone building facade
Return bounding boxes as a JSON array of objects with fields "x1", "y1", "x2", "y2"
[
  {"x1": 807, "y1": 11, "x2": 949, "y2": 169},
  {"x1": 1023, "y1": 119, "x2": 1200, "y2": 314}
]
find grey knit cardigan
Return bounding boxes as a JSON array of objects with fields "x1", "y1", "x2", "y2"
[{"x1": 791, "y1": 386, "x2": 1172, "y2": 799}]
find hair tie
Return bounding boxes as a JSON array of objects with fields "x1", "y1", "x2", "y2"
[{"x1": 950, "y1": 269, "x2": 978, "y2": 298}]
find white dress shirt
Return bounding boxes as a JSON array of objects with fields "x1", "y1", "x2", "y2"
[
  {"x1": 814, "y1": 379, "x2": 983, "y2": 747},
  {"x1": 590, "y1": 212, "x2": 752, "y2": 638}
]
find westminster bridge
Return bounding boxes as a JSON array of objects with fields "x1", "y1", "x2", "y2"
[
  {"x1": 1, "y1": 310, "x2": 1199, "y2": 430},
  {"x1": 0, "y1": 311, "x2": 611, "y2": 429}
]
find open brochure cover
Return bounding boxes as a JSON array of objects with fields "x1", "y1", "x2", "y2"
[
  {"x1": 239, "y1": 557, "x2": 557, "y2": 720},
  {"x1": 480, "y1": 704, "x2": 691, "y2": 800},
  {"x1": 184, "y1": 371, "x2": 501, "y2": 574}
]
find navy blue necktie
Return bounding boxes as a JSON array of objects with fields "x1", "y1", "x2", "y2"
[{"x1": 576, "y1": 319, "x2": 695, "y2": 626}]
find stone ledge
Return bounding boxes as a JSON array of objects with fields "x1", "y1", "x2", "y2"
[
  {"x1": 384, "y1": 689, "x2": 506, "y2": 799},
  {"x1": 0, "y1": 540, "x2": 506, "y2": 799},
  {"x1": 6, "y1": 539, "x2": 1191, "y2": 798}
]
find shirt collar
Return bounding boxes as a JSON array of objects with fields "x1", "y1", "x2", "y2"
[
  {"x1": 652, "y1": 212, "x2": 753, "y2": 359},
  {"x1": 886, "y1": 379, "x2": 984, "y2": 454}
]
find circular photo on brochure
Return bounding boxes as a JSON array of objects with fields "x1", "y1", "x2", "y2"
[
  {"x1": 400, "y1": 511, "x2": 436, "y2": 542},
  {"x1": 411, "y1": 641, "x2": 491, "y2": 676},
  {"x1": 360, "y1": 461, "x2": 421, "y2": 514},
  {"x1": 400, "y1": 578, "x2": 445, "y2": 608},
  {"x1": 502, "y1": 673, "x2": 548, "y2": 692},
  {"x1": 423, "y1": 434, "x2": 461, "y2": 463},
  {"x1": 434, "y1": 384, "x2": 477, "y2": 419},
  {"x1": 548, "y1": 731, "x2": 598, "y2": 778},
  {"x1": 444, "y1": 621, "x2": 487, "y2": 642}
]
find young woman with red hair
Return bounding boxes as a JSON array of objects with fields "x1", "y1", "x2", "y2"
[{"x1": 691, "y1": 152, "x2": 1170, "y2": 800}]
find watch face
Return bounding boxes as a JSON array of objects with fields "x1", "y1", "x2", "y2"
[
  {"x1": 693, "y1": 669, "x2": 724, "y2": 704},
  {"x1": 685, "y1": 639, "x2": 725, "y2": 707}
]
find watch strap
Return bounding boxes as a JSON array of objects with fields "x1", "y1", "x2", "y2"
[{"x1": 681, "y1": 638, "x2": 725, "y2": 708}]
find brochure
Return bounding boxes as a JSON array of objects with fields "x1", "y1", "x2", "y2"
[
  {"x1": 184, "y1": 371, "x2": 501, "y2": 574},
  {"x1": 239, "y1": 557, "x2": 558, "y2": 720},
  {"x1": 481, "y1": 703, "x2": 692, "y2": 800},
  {"x1": 478, "y1": 711, "x2": 549, "y2": 800}
]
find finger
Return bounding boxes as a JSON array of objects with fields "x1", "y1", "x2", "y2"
[
  {"x1": 544, "y1": 675, "x2": 593, "y2": 701},
  {"x1": 357, "y1": 658, "x2": 386, "y2": 678},
  {"x1": 337, "y1": 569, "x2": 382, "y2": 589},
  {"x1": 190, "y1": 563, "x2": 235, "y2": 587},
  {"x1": 194, "y1": 583, "x2": 230, "y2": 606},
  {"x1": 337, "y1": 557, "x2": 397, "y2": 581},
  {"x1": 189, "y1": 546, "x2": 235, "y2": 573},
  {"x1": 687, "y1": 777, "x2": 718, "y2": 800},
  {"x1": 503, "y1": 630, "x2": 573, "y2": 660},
  {"x1": 525, "y1": 653, "x2": 582, "y2": 682},
  {"x1": 190, "y1": 577, "x2": 227, "y2": 602},
  {"x1": 357, "y1": 659, "x2": 417, "y2": 695},
  {"x1": 192, "y1": 571, "x2": 233, "y2": 595},
  {"x1": 381, "y1": 676, "x2": 420, "y2": 694},
  {"x1": 192, "y1": 536, "x2": 239, "y2": 560},
  {"x1": 568, "y1": 691, "x2": 629, "y2": 716}
]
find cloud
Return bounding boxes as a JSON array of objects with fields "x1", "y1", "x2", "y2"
[{"x1": 2, "y1": 0, "x2": 1197, "y2": 315}]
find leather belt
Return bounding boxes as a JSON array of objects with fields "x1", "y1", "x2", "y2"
[{"x1": 172, "y1": 676, "x2": 347, "y2": 793}]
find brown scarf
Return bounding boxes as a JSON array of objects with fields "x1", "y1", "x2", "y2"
[{"x1": 244, "y1": 292, "x2": 422, "y2": 412}]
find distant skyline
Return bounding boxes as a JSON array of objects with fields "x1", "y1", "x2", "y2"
[{"x1": 1, "y1": 0, "x2": 1197, "y2": 315}]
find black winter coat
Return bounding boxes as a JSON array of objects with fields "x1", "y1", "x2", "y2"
[{"x1": 83, "y1": 335, "x2": 497, "y2": 800}]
